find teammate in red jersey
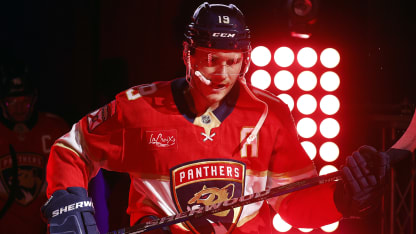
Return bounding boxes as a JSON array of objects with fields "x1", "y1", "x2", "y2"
[
  {"x1": 42, "y1": 2, "x2": 389, "y2": 234},
  {"x1": 0, "y1": 59, "x2": 70, "y2": 234}
]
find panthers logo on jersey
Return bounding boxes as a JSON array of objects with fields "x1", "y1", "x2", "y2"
[
  {"x1": 170, "y1": 159, "x2": 246, "y2": 234},
  {"x1": 0, "y1": 152, "x2": 45, "y2": 206}
]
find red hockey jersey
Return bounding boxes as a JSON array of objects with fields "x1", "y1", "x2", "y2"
[
  {"x1": 0, "y1": 112, "x2": 69, "y2": 234},
  {"x1": 47, "y1": 78, "x2": 342, "y2": 233}
]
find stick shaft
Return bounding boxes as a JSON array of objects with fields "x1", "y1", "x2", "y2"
[{"x1": 109, "y1": 171, "x2": 342, "y2": 234}]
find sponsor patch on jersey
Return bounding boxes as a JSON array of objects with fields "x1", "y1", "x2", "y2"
[
  {"x1": 170, "y1": 159, "x2": 246, "y2": 234},
  {"x1": 0, "y1": 152, "x2": 46, "y2": 206},
  {"x1": 145, "y1": 129, "x2": 177, "y2": 150},
  {"x1": 87, "y1": 100, "x2": 116, "y2": 132}
]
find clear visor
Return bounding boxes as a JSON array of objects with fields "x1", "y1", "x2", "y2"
[{"x1": 192, "y1": 47, "x2": 249, "y2": 76}]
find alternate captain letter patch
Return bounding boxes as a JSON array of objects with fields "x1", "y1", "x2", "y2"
[{"x1": 170, "y1": 159, "x2": 246, "y2": 234}]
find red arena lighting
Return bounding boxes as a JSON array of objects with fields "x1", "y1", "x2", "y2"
[
  {"x1": 297, "y1": 117, "x2": 317, "y2": 138},
  {"x1": 301, "y1": 141, "x2": 317, "y2": 160},
  {"x1": 274, "y1": 47, "x2": 295, "y2": 67},
  {"x1": 319, "y1": 165, "x2": 338, "y2": 175},
  {"x1": 251, "y1": 46, "x2": 272, "y2": 67},
  {"x1": 319, "y1": 141, "x2": 339, "y2": 162},
  {"x1": 250, "y1": 70, "x2": 271, "y2": 90},
  {"x1": 297, "y1": 47, "x2": 318, "y2": 68},
  {"x1": 273, "y1": 213, "x2": 292, "y2": 232},
  {"x1": 249, "y1": 45, "x2": 341, "y2": 233},
  {"x1": 320, "y1": 95, "x2": 340, "y2": 115},
  {"x1": 297, "y1": 94, "x2": 317, "y2": 115},
  {"x1": 274, "y1": 70, "x2": 295, "y2": 91},
  {"x1": 320, "y1": 48, "x2": 340, "y2": 68},
  {"x1": 297, "y1": 71, "x2": 317, "y2": 91},
  {"x1": 320, "y1": 71, "x2": 340, "y2": 92},
  {"x1": 321, "y1": 221, "x2": 340, "y2": 232},
  {"x1": 320, "y1": 118, "x2": 340, "y2": 138},
  {"x1": 277, "y1": 94, "x2": 294, "y2": 111}
]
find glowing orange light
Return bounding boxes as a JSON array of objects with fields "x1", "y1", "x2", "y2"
[
  {"x1": 274, "y1": 70, "x2": 295, "y2": 91},
  {"x1": 320, "y1": 48, "x2": 340, "y2": 68},
  {"x1": 297, "y1": 47, "x2": 318, "y2": 68},
  {"x1": 297, "y1": 71, "x2": 317, "y2": 91},
  {"x1": 250, "y1": 70, "x2": 271, "y2": 90},
  {"x1": 251, "y1": 46, "x2": 271, "y2": 67},
  {"x1": 274, "y1": 47, "x2": 295, "y2": 67}
]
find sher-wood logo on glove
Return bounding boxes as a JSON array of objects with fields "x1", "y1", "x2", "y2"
[{"x1": 51, "y1": 199, "x2": 94, "y2": 217}]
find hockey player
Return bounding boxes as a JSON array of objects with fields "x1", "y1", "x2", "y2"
[
  {"x1": 41, "y1": 2, "x2": 389, "y2": 234},
  {"x1": 0, "y1": 59, "x2": 70, "y2": 234}
]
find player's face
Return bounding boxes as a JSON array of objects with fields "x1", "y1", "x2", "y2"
[
  {"x1": 190, "y1": 47, "x2": 243, "y2": 110},
  {"x1": 2, "y1": 95, "x2": 34, "y2": 123}
]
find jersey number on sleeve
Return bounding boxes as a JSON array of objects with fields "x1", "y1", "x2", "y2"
[{"x1": 126, "y1": 84, "x2": 157, "y2": 101}]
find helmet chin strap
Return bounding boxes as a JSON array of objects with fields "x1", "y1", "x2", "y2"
[{"x1": 239, "y1": 76, "x2": 268, "y2": 144}]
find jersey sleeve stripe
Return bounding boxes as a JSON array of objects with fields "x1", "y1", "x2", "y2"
[{"x1": 54, "y1": 142, "x2": 82, "y2": 158}]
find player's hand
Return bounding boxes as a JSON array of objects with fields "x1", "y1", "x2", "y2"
[
  {"x1": 41, "y1": 187, "x2": 99, "y2": 234},
  {"x1": 334, "y1": 145, "x2": 389, "y2": 218}
]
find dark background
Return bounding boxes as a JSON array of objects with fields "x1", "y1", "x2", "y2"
[
  {"x1": 1, "y1": 0, "x2": 415, "y2": 232},
  {"x1": 1, "y1": 0, "x2": 415, "y2": 150}
]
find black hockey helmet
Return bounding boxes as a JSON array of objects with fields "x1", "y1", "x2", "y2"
[
  {"x1": 185, "y1": 2, "x2": 251, "y2": 52},
  {"x1": 0, "y1": 60, "x2": 37, "y2": 124},
  {"x1": 0, "y1": 61, "x2": 35, "y2": 98}
]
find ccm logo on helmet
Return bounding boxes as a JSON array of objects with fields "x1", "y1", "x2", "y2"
[{"x1": 212, "y1": 32, "x2": 235, "y2": 38}]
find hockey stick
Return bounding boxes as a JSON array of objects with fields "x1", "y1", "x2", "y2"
[
  {"x1": 108, "y1": 110, "x2": 416, "y2": 234},
  {"x1": 0, "y1": 145, "x2": 19, "y2": 219},
  {"x1": 109, "y1": 171, "x2": 343, "y2": 234}
]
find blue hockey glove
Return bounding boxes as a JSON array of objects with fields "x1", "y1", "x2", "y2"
[
  {"x1": 334, "y1": 145, "x2": 389, "y2": 218},
  {"x1": 41, "y1": 187, "x2": 99, "y2": 234}
]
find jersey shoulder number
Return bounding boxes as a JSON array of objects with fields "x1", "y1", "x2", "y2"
[{"x1": 125, "y1": 83, "x2": 158, "y2": 101}]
